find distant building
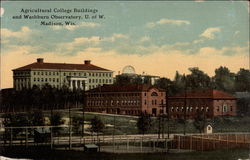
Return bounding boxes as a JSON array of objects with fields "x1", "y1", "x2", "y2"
[
  {"x1": 12, "y1": 58, "x2": 114, "y2": 90},
  {"x1": 168, "y1": 89, "x2": 237, "y2": 119},
  {"x1": 85, "y1": 84, "x2": 166, "y2": 116},
  {"x1": 115, "y1": 65, "x2": 160, "y2": 85}
]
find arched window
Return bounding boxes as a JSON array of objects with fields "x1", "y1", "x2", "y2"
[{"x1": 151, "y1": 92, "x2": 158, "y2": 96}]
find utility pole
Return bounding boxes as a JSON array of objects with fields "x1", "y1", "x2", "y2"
[
  {"x1": 166, "y1": 84, "x2": 170, "y2": 139},
  {"x1": 69, "y1": 95, "x2": 72, "y2": 149},
  {"x1": 82, "y1": 82, "x2": 85, "y2": 140},
  {"x1": 183, "y1": 74, "x2": 187, "y2": 135}
]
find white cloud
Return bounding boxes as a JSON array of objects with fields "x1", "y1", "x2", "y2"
[
  {"x1": 52, "y1": 22, "x2": 100, "y2": 31},
  {"x1": 0, "y1": 8, "x2": 4, "y2": 17},
  {"x1": 199, "y1": 27, "x2": 221, "y2": 39},
  {"x1": 140, "y1": 36, "x2": 151, "y2": 42},
  {"x1": 1, "y1": 26, "x2": 33, "y2": 39},
  {"x1": 103, "y1": 33, "x2": 129, "y2": 42},
  {"x1": 146, "y1": 18, "x2": 190, "y2": 28},
  {"x1": 2, "y1": 44, "x2": 248, "y2": 89}
]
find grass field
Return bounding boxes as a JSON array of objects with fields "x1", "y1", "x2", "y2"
[
  {"x1": 74, "y1": 112, "x2": 250, "y2": 135},
  {"x1": 2, "y1": 146, "x2": 250, "y2": 160}
]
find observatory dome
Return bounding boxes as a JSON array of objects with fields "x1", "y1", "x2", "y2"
[{"x1": 122, "y1": 65, "x2": 136, "y2": 75}]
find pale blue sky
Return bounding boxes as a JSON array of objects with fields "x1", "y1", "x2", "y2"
[{"x1": 1, "y1": 1, "x2": 249, "y2": 88}]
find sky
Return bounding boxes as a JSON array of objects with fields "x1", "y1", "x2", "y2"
[{"x1": 1, "y1": 1, "x2": 249, "y2": 89}]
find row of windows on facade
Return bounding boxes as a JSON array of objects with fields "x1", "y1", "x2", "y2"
[
  {"x1": 87, "y1": 92, "x2": 163, "y2": 98},
  {"x1": 31, "y1": 78, "x2": 112, "y2": 84},
  {"x1": 14, "y1": 71, "x2": 113, "y2": 77},
  {"x1": 88, "y1": 93, "x2": 142, "y2": 98},
  {"x1": 87, "y1": 100, "x2": 141, "y2": 106},
  {"x1": 86, "y1": 108, "x2": 141, "y2": 115},
  {"x1": 144, "y1": 99, "x2": 164, "y2": 105},
  {"x1": 170, "y1": 107, "x2": 210, "y2": 112},
  {"x1": 217, "y1": 106, "x2": 233, "y2": 112}
]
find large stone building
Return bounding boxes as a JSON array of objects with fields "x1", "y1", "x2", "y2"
[
  {"x1": 168, "y1": 89, "x2": 237, "y2": 119},
  {"x1": 12, "y1": 58, "x2": 113, "y2": 90},
  {"x1": 85, "y1": 84, "x2": 166, "y2": 116}
]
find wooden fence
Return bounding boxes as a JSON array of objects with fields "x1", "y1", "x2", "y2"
[{"x1": 173, "y1": 133, "x2": 250, "y2": 151}]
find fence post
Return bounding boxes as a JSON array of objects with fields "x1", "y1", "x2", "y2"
[
  {"x1": 190, "y1": 136, "x2": 192, "y2": 151},
  {"x1": 126, "y1": 138, "x2": 129, "y2": 151},
  {"x1": 153, "y1": 139, "x2": 155, "y2": 151},
  {"x1": 25, "y1": 127, "x2": 28, "y2": 148},
  {"x1": 235, "y1": 134, "x2": 237, "y2": 145},
  {"x1": 50, "y1": 126, "x2": 53, "y2": 149},
  {"x1": 178, "y1": 136, "x2": 180, "y2": 152},
  {"x1": 227, "y1": 134, "x2": 229, "y2": 150},
  {"x1": 201, "y1": 135, "x2": 203, "y2": 152},
  {"x1": 10, "y1": 127, "x2": 13, "y2": 146},
  {"x1": 140, "y1": 137, "x2": 142, "y2": 152}
]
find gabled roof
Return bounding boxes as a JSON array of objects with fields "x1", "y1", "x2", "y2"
[
  {"x1": 87, "y1": 84, "x2": 165, "y2": 92},
  {"x1": 169, "y1": 89, "x2": 236, "y2": 99},
  {"x1": 13, "y1": 61, "x2": 111, "y2": 71}
]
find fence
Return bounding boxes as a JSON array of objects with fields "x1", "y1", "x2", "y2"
[{"x1": 173, "y1": 133, "x2": 250, "y2": 151}]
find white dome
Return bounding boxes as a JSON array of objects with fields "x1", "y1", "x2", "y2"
[{"x1": 122, "y1": 65, "x2": 136, "y2": 74}]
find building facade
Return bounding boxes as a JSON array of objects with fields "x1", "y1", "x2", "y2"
[
  {"x1": 13, "y1": 58, "x2": 113, "y2": 90},
  {"x1": 85, "y1": 84, "x2": 166, "y2": 116},
  {"x1": 168, "y1": 89, "x2": 237, "y2": 119}
]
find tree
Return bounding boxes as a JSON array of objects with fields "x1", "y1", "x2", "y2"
[
  {"x1": 213, "y1": 66, "x2": 235, "y2": 93},
  {"x1": 137, "y1": 113, "x2": 152, "y2": 135},
  {"x1": 50, "y1": 112, "x2": 65, "y2": 135},
  {"x1": 235, "y1": 68, "x2": 250, "y2": 92},
  {"x1": 193, "y1": 113, "x2": 207, "y2": 133},
  {"x1": 30, "y1": 110, "x2": 45, "y2": 126},
  {"x1": 186, "y1": 67, "x2": 212, "y2": 90},
  {"x1": 90, "y1": 116, "x2": 104, "y2": 139},
  {"x1": 72, "y1": 116, "x2": 84, "y2": 135}
]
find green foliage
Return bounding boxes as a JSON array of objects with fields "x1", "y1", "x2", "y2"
[
  {"x1": 90, "y1": 116, "x2": 104, "y2": 134},
  {"x1": 72, "y1": 116, "x2": 84, "y2": 134},
  {"x1": 137, "y1": 113, "x2": 152, "y2": 134},
  {"x1": 235, "y1": 68, "x2": 250, "y2": 92},
  {"x1": 193, "y1": 113, "x2": 207, "y2": 133}
]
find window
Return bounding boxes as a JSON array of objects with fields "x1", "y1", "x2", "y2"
[
  {"x1": 151, "y1": 92, "x2": 158, "y2": 96},
  {"x1": 34, "y1": 78, "x2": 36, "y2": 81},
  {"x1": 144, "y1": 100, "x2": 147, "y2": 105},
  {"x1": 34, "y1": 72, "x2": 36, "y2": 75},
  {"x1": 144, "y1": 93, "x2": 147, "y2": 96}
]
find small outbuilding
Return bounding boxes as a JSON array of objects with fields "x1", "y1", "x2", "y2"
[
  {"x1": 204, "y1": 124, "x2": 213, "y2": 134},
  {"x1": 84, "y1": 144, "x2": 98, "y2": 153}
]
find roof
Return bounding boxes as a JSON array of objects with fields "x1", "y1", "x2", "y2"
[
  {"x1": 13, "y1": 61, "x2": 111, "y2": 71},
  {"x1": 235, "y1": 92, "x2": 250, "y2": 98},
  {"x1": 84, "y1": 144, "x2": 98, "y2": 148},
  {"x1": 87, "y1": 84, "x2": 165, "y2": 92},
  {"x1": 169, "y1": 89, "x2": 236, "y2": 99}
]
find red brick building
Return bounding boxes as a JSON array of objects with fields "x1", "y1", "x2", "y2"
[
  {"x1": 85, "y1": 84, "x2": 166, "y2": 116},
  {"x1": 168, "y1": 89, "x2": 237, "y2": 119}
]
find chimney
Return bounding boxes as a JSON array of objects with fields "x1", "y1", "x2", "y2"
[
  {"x1": 37, "y1": 58, "x2": 44, "y2": 63},
  {"x1": 84, "y1": 60, "x2": 91, "y2": 65}
]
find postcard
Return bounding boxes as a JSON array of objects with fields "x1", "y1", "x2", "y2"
[{"x1": 0, "y1": 1, "x2": 249, "y2": 160}]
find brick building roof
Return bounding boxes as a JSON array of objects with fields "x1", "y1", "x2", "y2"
[
  {"x1": 13, "y1": 59, "x2": 111, "y2": 71},
  {"x1": 87, "y1": 84, "x2": 165, "y2": 92},
  {"x1": 169, "y1": 89, "x2": 236, "y2": 99}
]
